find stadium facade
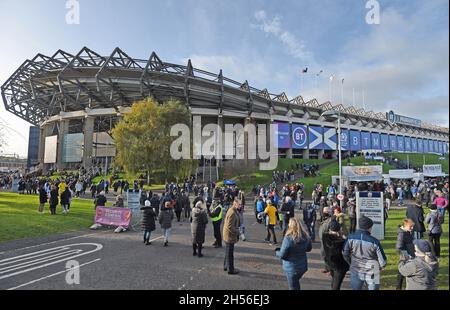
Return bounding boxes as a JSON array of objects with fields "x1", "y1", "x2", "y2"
[{"x1": 1, "y1": 47, "x2": 449, "y2": 173}]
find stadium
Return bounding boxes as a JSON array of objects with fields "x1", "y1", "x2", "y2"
[{"x1": 1, "y1": 47, "x2": 449, "y2": 176}]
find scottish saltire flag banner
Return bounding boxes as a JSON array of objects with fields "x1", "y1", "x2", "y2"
[
  {"x1": 291, "y1": 124, "x2": 308, "y2": 149},
  {"x1": 361, "y1": 132, "x2": 371, "y2": 149},
  {"x1": 381, "y1": 134, "x2": 389, "y2": 151},
  {"x1": 417, "y1": 139, "x2": 423, "y2": 153},
  {"x1": 323, "y1": 127, "x2": 337, "y2": 150},
  {"x1": 411, "y1": 138, "x2": 417, "y2": 153},
  {"x1": 340, "y1": 129, "x2": 350, "y2": 151},
  {"x1": 350, "y1": 130, "x2": 361, "y2": 151},
  {"x1": 397, "y1": 136, "x2": 405, "y2": 152},
  {"x1": 371, "y1": 133, "x2": 381, "y2": 150},
  {"x1": 404, "y1": 137, "x2": 411, "y2": 152},
  {"x1": 274, "y1": 122, "x2": 291, "y2": 149},
  {"x1": 309, "y1": 126, "x2": 324, "y2": 150},
  {"x1": 390, "y1": 135, "x2": 397, "y2": 151}
]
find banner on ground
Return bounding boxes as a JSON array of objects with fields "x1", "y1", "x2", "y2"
[
  {"x1": 356, "y1": 191, "x2": 384, "y2": 240},
  {"x1": 342, "y1": 165, "x2": 383, "y2": 182},
  {"x1": 95, "y1": 207, "x2": 132, "y2": 228},
  {"x1": 423, "y1": 165, "x2": 445, "y2": 177}
]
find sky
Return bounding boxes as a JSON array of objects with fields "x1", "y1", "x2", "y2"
[{"x1": 0, "y1": 0, "x2": 448, "y2": 157}]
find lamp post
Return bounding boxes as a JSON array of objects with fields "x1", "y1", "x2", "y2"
[{"x1": 321, "y1": 110, "x2": 343, "y2": 209}]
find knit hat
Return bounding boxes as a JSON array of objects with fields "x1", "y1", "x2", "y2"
[
  {"x1": 145, "y1": 200, "x2": 151, "y2": 207},
  {"x1": 359, "y1": 216, "x2": 374, "y2": 230},
  {"x1": 329, "y1": 219, "x2": 341, "y2": 232},
  {"x1": 414, "y1": 239, "x2": 432, "y2": 254}
]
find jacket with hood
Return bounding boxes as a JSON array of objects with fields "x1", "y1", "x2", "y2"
[
  {"x1": 398, "y1": 256, "x2": 439, "y2": 290},
  {"x1": 396, "y1": 226, "x2": 416, "y2": 257},
  {"x1": 323, "y1": 233, "x2": 350, "y2": 272},
  {"x1": 158, "y1": 208, "x2": 174, "y2": 229},
  {"x1": 406, "y1": 205, "x2": 425, "y2": 233},
  {"x1": 190, "y1": 206, "x2": 208, "y2": 244},
  {"x1": 425, "y1": 211, "x2": 442, "y2": 235}
]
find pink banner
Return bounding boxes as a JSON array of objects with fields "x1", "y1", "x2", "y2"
[{"x1": 95, "y1": 207, "x2": 132, "y2": 228}]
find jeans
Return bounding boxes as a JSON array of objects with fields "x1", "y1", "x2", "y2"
[
  {"x1": 350, "y1": 271, "x2": 380, "y2": 290},
  {"x1": 163, "y1": 228, "x2": 171, "y2": 243},
  {"x1": 437, "y1": 208, "x2": 446, "y2": 222},
  {"x1": 285, "y1": 270, "x2": 305, "y2": 290},
  {"x1": 330, "y1": 269, "x2": 347, "y2": 290},
  {"x1": 282, "y1": 218, "x2": 290, "y2": 236},
  {"x1": 38, "y1": 203, "x2": 45, "y2": 213},
  {"x1": 175, "y1": 210, "x2": 182, "y2": 222},
  {"x1": 184, "y1": 208, "x2": 191, "y2": 220},
  {"x1": 266, "y1": 224, "x2": 277, "y2": 243},
  {"x1": 413, "y1": 231, "x2": 423, "y2": 240},
  {"x1": 223, "y1": 242, "x2": 235, "y2": 272},
  {"x1": 428, "y1": 233, "x2": 441, "y2": 257},
  {"x1": 143, "y1": 230, "x2": 152, "y2": 243},
  {"x1": 306, "y1": 222, "x2": 316, "y2": 241},
  {"x1": 349, "y1": 217, "x2": 357, "y2": 234}
]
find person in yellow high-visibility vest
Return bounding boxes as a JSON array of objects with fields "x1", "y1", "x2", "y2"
[
  {"x1": 264, "y1": 201, "x2": 278, "y2": 245},
  {"x1": 208, "y1": 199, "x2": 223, "y2": 248}
]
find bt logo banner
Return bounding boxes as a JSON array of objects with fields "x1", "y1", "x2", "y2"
[
  {"x1": 309, "y1": 126, "x2": 324, "y2": 150},
  {"x1": 292, "y1": 124, "x2": 308, "y2": 149},
  {"x1": 323, "y1": 127, "x2": 337, "y2": 150},
  {"x1": 361, "y1": 132, "x2": 371, "y2": 150},
  {"x1": 350, "y1": 130, "x2": 361, "y2": 151},
  {"x1": 381, "y1": 134, "x2": 389, "y2": 151}
]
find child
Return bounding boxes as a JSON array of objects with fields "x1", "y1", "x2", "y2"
[
  {"x1": 158, "y1": 201, "x2": 174, "y2": 246},
  {"x1": 141, "y1": 200, "x2": 156, "y2": 245}
]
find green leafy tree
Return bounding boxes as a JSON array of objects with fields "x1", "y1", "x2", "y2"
[{"x1": 112, "y1": 98, "x2": 197, "y2": 184}]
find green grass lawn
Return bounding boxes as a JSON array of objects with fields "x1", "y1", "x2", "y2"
[
  {"x1": 0, "y1": 192, "x2": 109, "y2": 243},
  {"x1": 381, "y1": 208, "x2": 449, "y2": 290},
  {"x1": 386, "y1": 152, "x2": 449, "y2": 173}
]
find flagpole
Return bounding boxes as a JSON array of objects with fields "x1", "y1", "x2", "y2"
[
  {"x1": 341, "y1": 79, "x2": 344, "y2": 105},
  {"x1": 353, "y1": 88, "x2": 355, "y2": 106},
  {"x1": 362, "y1": 90, "x2": 366, "y2": 110}
]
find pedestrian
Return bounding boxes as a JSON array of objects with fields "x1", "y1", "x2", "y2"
[
  {"x1": 398, "y1": 239, "x2": 439, "y2": 290},
  {"x1": 302, "y1": 203, "x2": 317, "y2": 242},
  {"x1": 208, "y1": 198, "x2": 223, "y2": 248},
  {"x1": 264, "y1": 200, "x2": 278, "y2": 245},
  {"x1": 94, "y1": 191, "x2": 107, "y2": 209},
  {"x1": 223, "y1": 199, "x2": 241, "y2": 275},
  {"x1": 38, "y1": 186, "x2": 47, "y2": 214},
  {"x1": 175, "y1": 192, "x2": 183, "y2": 222},
  {"x1": 406, "y1": 198, "x2": 425, "y2": 240},
  {"x1": 182, "y1": 191, "x2": 191, "y2": 221},
  {"x1": 343, "y1": 216, "x2": 387, "y2": 290},
  {"x1": 323, "y1": 219, "x2": 349, "y2": 290},
  {"x1": 60, "y1": 186, "x2": 72, "y2": 215},
  {"x1": 319, "y1": 207, "x2": 333, "y2": 274},
  {"x1": 141, "y1": 200, "x2": 156, "y2": 245},
  {"x1": 113, "y1": 195, "x2": 124, "y2": 208},
  {"x1": 347, "y1": 197, "x2": 357, "y2": 234},
  {"x1": 255, "y1": 196, "x2": 265, "y2": 224},
  {"x1": 433, "y1": 192, "x2": 448, "y2": 222},
  {"x1": 49, "y1": 185, "x2": 59, "y2": 215},
  {"x1": 425, "y1": 204, "x2": 443, "y2": 257},
  {"x1": 275, "y1": 218, "x2": 312, "y2": 290},
  {"x1": 395, "y1": 218, "x2": 416, "y2": 290},
  {"x1": 191, "y1": 201, "x2": 209, "y2": 257},
  {"x1": 158, "y1": 201, "x2": 174, "y2": 247},
  {"x1": 333, "y1": 207, "x2": 348, "y2": 238},
  {"x1": 281, "y1": 196, "x2": 295, "y2": 237}
]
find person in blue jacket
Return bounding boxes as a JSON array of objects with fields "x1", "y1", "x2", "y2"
[{"x1": 275, "y1": 218, "x2": 312, "y2": 290}]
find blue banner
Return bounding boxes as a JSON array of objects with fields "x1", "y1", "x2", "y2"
[
  {"x1": 434, "y1": 141, "x2": 439, "y2": 153},
  {"x1": 417, "y1": 139, "x2": 423, "y2": 153},
  {"x1": 423, "y1": 139, "x2": 429, "y2": 153},
  {"x1": 323, "y1": 127, "x2": 337, "y2": 150},
  {"x1": 411, "y1": 138, "x2": 417, "y2": 153},
  {"x1": 291, "y1": 124, "x2": 308, "y2": 149},
  {"x1": 275, "y1": 122, "x2": 291, "y2": 149},
  {"x1": 350, "y1": 130, "x2": 361, "y2": 151},
  {"x1": 438, "y1": 141, "x2": 443, "y2": 154},
  {"x1": 309, "y1": 126, "x2": 324, "y2": 150},
  {"x1": 404, "y1": 137, "x2": 411, "y2": 152},
  {"x1": 361, "y1": 132, "x2": 371, "y2": 150},
  {"x1": 397, "y1": 136, "x2": 405, "y2": 152},
  {"x1": 381, "y1": 134, "x2": 389, "y2": 151},
  {"x1": 429, "y1": 140, "x2": 434, "y2": 153},
  {"x1": 389, "y1": 135, "x2": 397, "y2": 151},
  {"x1": 340, "y1": 129, "x2": 349, "y2": 151},
  {"x1": 371, "y1": 133, "x2": 381, "y2": 150},
  {"x1": 445, "y1": 143, "x2": 449, "y2": 154}
]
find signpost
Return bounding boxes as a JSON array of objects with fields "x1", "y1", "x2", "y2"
[
  {"x1": 127, "y1": 189, "x2": 141, "y2": 228},
  {"x1": 356, "y1": 192, "x2": 384, "y2": 240}
]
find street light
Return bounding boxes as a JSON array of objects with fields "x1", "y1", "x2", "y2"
[{"x1": 321, "y1": 110, "x2": 344, "y2": 209}]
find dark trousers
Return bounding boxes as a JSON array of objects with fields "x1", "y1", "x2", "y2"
[
  {"x1": 213, "y1": 220, "x2": 222, "y2": 246},
  {"x1": 428, "y1": 233, "x2": 441, "y2": 257},
  {"x1": 49, "y1": 205, "x2": 57, "y2": 215},
  {"x1": 396, "y1": 271, "x2": 405, "y2": 290},
  {"x1": 175, "y1": 210, "x2": 182, "y2": 222},
  {"x1": 349, "y1": 217, "x2": 357, "y2": 234},
  {"x1": 330, "y1": 269, "x2": 347, "y2": 290},
  {"x1": 143, "y1": 230, "x2": 151, "y2": 243},
  {"x1": 266, "y1": 224, "x2": 277, "y2": 243},
  {"x1": 184, "y1": 208, "x2": 191, "y2": 219},
  {"x1": 223, "y1": 242, "x2": 235, "y2": 272}
]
